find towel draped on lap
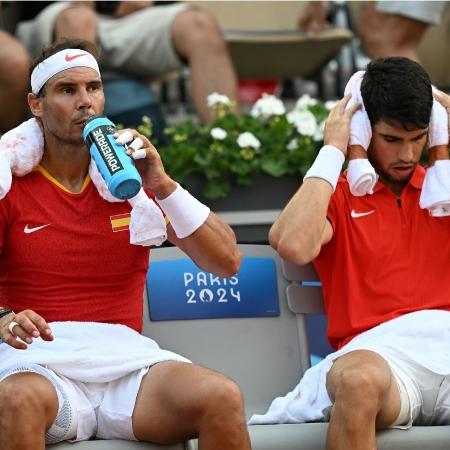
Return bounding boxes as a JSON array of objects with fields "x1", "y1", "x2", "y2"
[
  {"x1": 0, "y1": 321, "x2": 190, "y2": 383},
  {"x1": 248, "y1": 310, "x2": 450, "y2": 425}
]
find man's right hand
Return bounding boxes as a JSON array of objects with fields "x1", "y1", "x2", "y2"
[
  {"x1": 323, "y1": 94, "x2": 361, "y2": 157},
  {"x1": 0, "y1": 310, "x2": 53, "y2": 350}
]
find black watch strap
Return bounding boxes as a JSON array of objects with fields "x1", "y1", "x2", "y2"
[{"x1": 0, "y1": 308, "x2": 13, "y2": 319}]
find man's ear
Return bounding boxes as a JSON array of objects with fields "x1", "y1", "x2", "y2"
[{"x1": 28, "y1": 93, "x2": 44, "y2": 118}]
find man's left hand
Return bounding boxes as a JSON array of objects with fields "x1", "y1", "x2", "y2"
[
  {"x1": 114, "y1": 129, "x2": 177, "y2": 199},
  {"x1": 434, "y1": 90, "x2": 450, "y2": 143}
]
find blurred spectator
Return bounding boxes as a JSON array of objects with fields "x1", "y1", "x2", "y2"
[
  {"x1": 298, "y1": 1, "x2": 331, "y2": 37},
  {"x1": 298, "y1": 1, "x2": 449, "y2": 63},
  {"x1": 15, "y1": 1, "x2": 240, "y2": 123},
  {"x1": 0, "y1": 2, "x2": 29, "y2": 133}
]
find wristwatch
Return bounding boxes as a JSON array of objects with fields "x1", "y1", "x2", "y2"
[{"x1": 0, "y1": 308, "x2": 13, "y2": 319}]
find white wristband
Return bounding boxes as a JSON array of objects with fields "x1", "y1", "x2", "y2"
[
  {"x1": 156, "y1": 183, "x2": 210, "y2": 238},
  {"x1": 303, "y1": 145, "x2": 345, "y2": 191}
]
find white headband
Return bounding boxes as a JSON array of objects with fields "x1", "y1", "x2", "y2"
[{"x1": 31, "y1": 48, "x2": 101, "y2": 94}]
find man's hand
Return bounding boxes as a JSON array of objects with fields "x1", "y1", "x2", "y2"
[
  {"x1": 114, "y1": 129, "x2": 177, "y2": 199},
  {"x1": 324, "y1": 94, "x2": 361, "y2": 157},
  {"x1": 298, "y1": 1, "x2": 330, "y2": 37},
  {"x1": 434, "y1": 90, "x2": 450, "y2": 142},
  {"x1": 0, "y1": 310, "x2": 53, "y2": 350}
]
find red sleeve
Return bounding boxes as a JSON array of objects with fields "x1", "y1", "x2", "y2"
[{"x1": 0, "y1": 194, "x2": 11, "y2": 256}]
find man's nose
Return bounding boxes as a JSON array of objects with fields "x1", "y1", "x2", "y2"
[
  {"x1": 77, "y1": 88, "x2": 92, "y2": 109},
  {"x1": 398, "y1": 142, "x2": 415, "y2": 162}
]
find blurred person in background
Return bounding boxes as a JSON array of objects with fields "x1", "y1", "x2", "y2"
[
  {"x1": 15, "y1": 1, "x2": 240, "y2": 123},
  {"x1": 298, "y1": 1, "x2": 448, "y2": 63},
  {"x1": 0, "y1": 1, "x2": 29, "y2": 133}
]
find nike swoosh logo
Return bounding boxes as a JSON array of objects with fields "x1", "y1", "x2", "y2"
[
  {"x1": 65, "y1": 53, "x2": 86, "y2": 62},
  {"x1": 351, "y1": 210, "x2": 375, "y2": 218},
  {"x1": 24, "y1": 224, "x2": 50, "y2": 234}
]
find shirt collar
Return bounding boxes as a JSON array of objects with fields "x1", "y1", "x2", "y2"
[{"x1": 370, "y1": 164, "x2": 425, "y2": 193}]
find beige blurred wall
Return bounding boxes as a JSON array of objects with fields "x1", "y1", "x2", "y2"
[
  {"x1": 187, "y1": 1, "x2": 307, "y2": 30},
  {"x1": 418, "y1": 9, "x2": 450, "y2": 87}
]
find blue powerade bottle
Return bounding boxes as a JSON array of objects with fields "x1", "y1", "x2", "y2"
[{"x1": 83, "y1": 115, "x2": 142, "y2": 200}]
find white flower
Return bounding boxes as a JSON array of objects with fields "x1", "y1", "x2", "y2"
[
  {"x1": 314, "y1": 120, "x2": 326, "y2": 142},
  {"x1": 287, "y1": 110, "x2": 317, "y2": 136},
  {"x1": 250, "y1": 93, "x2": 286, "y2": 119},
  {"x1": 210, "y1": 127, "x2": 227, "y2": 140},
  {"x1": 287, "y1": 138, "x2": 298, "y2": 151},
  {"x1": 295, "y1": 94, "x2": 318, "y2": 111},
  {"x1": 207, "y1": 92, "x2": 231, "y2": 107},
  {"x1": 325, "y1": 100, "x2": 339, "y2": 110},
  {"x1": 237, "y1": 132, "x2": 261, "y2": 149}
]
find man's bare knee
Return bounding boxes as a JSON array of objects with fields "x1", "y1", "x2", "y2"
[
  {"x1": 54, "y1": 5, "x2": 97, "y2": 40},
  {"x1": 328, "y1": 352, "x2": 391, "y2": 406},
  {"x1": 0, "y1": 373, "x2": 58, "y2": 430},
  {"x1": 326, "y1": 351, "x2": 401, "y2": 428},
  {"x1": 172, "y1": 9, "x2": 227, "y2": 57},
  {"x1": 201, "y1": 374, "x2": 245, "y2": 419},
  {"x1": 196, "y1": 373, "x2": 248, "y2": 446}
]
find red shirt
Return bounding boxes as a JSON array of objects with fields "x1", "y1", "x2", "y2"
[
  {"x1": 0, "y1": 167, "x2": 150, "y2": 331},
  {"x1": 314, "y1": 165, "x2": 450, "y2": 350}
]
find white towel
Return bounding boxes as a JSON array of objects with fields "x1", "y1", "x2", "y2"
[
  {"x1": 248, "y1": 309, "x2": 450, "y2": 425},
  {"x1": 0, "y1": 118, "x2": 44, "y2": 197},
  {"x1": 347, "y1": 159, "x2": 378, "y2": 196},
  {"x1": 420, "y1": 99, "x2": 450, "y2": 216},
  {"x1": 0, "y1": 118, "x2": 167, "y2": 246},
  {"x1": 128, "y1": 190, "x2": 167, "y2": 246},
  {"x1": 428, "y1": 96, "x2": 449, "y2": 148},
  {"x1": 344, "y1": 71, "x2": 372, "y2": 150},
  {"x1": 0, "y1": 321, "x2": 190, "y2": 383},
  {"x1": 343, "y1": 71, "x2": 378, "y2": 196},
  {"x1": 420, "y1": 160, "x2": 450, "y2": 216},
  {"x1": 88, "y1": 161, "x2": 167, "y2": 246}
]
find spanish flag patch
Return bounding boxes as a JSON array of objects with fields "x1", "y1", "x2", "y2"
[{"x1": 110, "y1": 213, "x2": 131, "y2": 232}]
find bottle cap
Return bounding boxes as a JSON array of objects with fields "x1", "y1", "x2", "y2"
[{"x1": 108, "y1": 170, "x2": 142, "y2": 200}]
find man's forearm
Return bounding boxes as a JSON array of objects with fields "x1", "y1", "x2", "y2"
[{"x1": 168, "y1": 213, "x2": 241, "y2": 278}]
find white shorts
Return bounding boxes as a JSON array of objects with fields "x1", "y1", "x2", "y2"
[
  {"x1": 16, "y1": 2, "x2": 190, "y2": 77},
  {"x1": 376, "y1": 1, "x2": 448, "y2": 25},
  {"x1": 0, "y1": 363, "x2": 150, "y2": 444},
  {"x1": 381, "y1": 354, "x2": 450, "y2": 429}
]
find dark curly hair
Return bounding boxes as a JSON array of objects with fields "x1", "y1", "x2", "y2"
[{"x1": 361, "y1": 57, "x2": 432, "y2": 131}]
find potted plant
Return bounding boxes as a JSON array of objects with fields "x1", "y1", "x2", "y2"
[{"x1": 138, "y1": 93, "x2": 337, "y2": 210}]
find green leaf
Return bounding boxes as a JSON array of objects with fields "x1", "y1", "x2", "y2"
[
  {"x1": 204, "y1": 179, "x2": 230, "y2": 198},
  {"x1": 136, "y1": 95, "x2": 330, "y2": 193}
]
